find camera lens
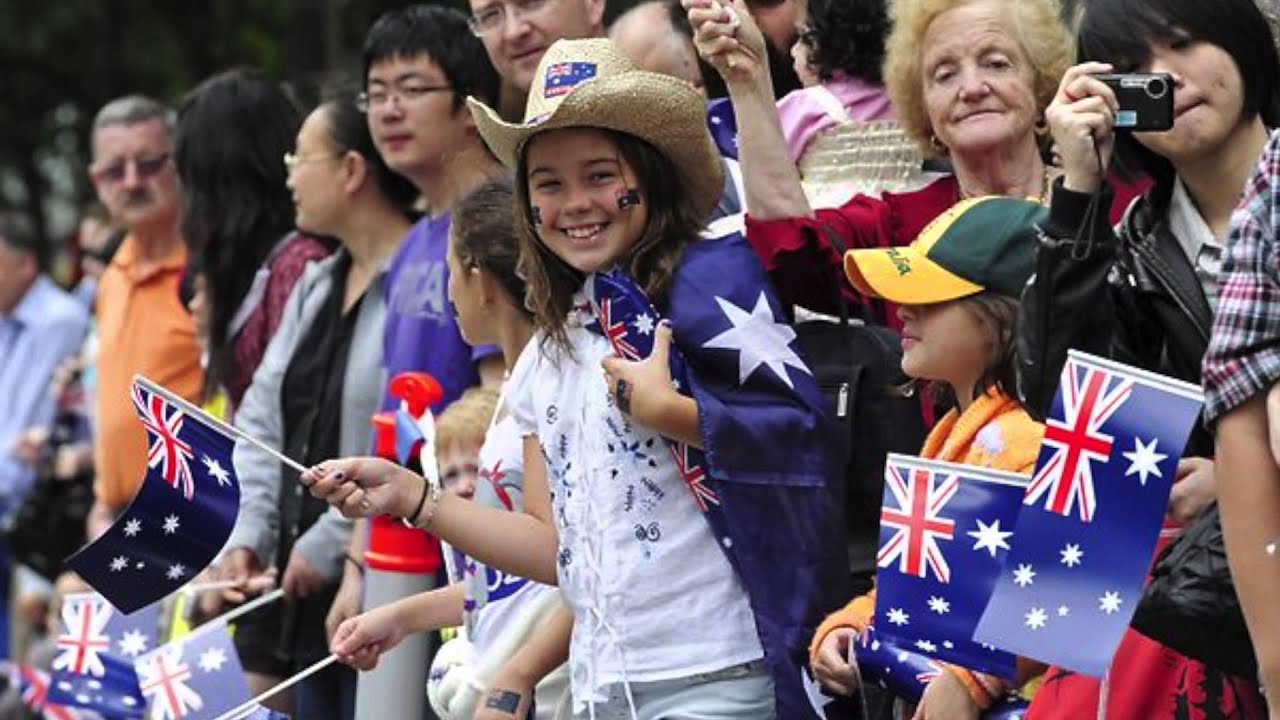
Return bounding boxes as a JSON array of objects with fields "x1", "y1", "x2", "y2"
[{"x1": 1144, "y1": 76, "x2": 1169, "y2": 99}]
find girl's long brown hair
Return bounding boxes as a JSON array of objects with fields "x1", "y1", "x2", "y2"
[{"x1": 513, "y1": 128, "x2": 708, "y2": 354}]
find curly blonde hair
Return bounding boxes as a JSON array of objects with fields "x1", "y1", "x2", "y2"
[
  {"x1": 436, "y1": 387, "x2": 500, "y2": 455},
  {"x1": 883, "y1": 0, "x2": 1073, "y2": 157}
]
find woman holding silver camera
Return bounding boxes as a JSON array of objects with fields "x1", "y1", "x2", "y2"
[{"x1": 1019, "y1": 0, "x2": 1278, "y2": 717}]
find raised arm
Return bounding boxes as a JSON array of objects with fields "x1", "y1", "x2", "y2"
[{"x1": 684, "y1": 0, "x2": 811, "y2": 220}]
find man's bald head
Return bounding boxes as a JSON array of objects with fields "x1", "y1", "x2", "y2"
[{"x1": 609, "y1": 1, "x2": 706, "y2": 98}]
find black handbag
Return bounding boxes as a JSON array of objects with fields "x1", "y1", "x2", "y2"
[
  {"x1": 793, "y1": 226, "x2": 927, "y2": 590},
  {"x1": 1131, "y1": 503, "x2": 1257, "y2": 678},
  {"x1": 6, "y1": 469, "x2": 93, "y2": 583}
]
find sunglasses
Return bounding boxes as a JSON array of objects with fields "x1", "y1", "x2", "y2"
[{"x1": 90, "y1": 153, "x2": 171, "y2": 185}]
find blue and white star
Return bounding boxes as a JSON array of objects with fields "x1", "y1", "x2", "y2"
[
  {"x1": 968, "y1": 517, "x2": 1013, "y2": 557},
  {"x1": 915, "y1": 639, "x2": 937, "y2": 653},
  {"x1": 1025, "y1": 607, "x2": 1048, "y2": 630},
  {"x1": 927, "y1": 596, "x2": 951, "y2": 614},
  {"x1": 702, "y1": 291, "x2": 810, "y2": 388},
  {"x1": 1099, "y1": 591, "x2": 1123, "y2": 614},
  {"x1": 886, "y1": 607, "x2": 910, "y2": 626},
  {"x1": 633, "y1": 313, "x2": 655, "y2": 336},
  {"x1": 123, "y1": 518, "x2": 142, "y2": 537},
  {"x1": 162, "y1": 514, "x2": 180, "y2": 535},
  {"x1": 118, "y1": 629, "x2": 149, "y2": 657},
  {"x1": 1059, "y1": 543, "x2": 1084, "y2": 568},
  {"x1": 1013, "y1": 563, "x2": 1036, "y2": 587},
  {"x1": 198, "y1": 647, "x2": 228, "y2": 673},
  {"x1": 1122, "y1": 436, "x2": 1166, "y2": 487},
  {"x1": 1058, "y1": 605, "x2": 1071, "y2": 617},
  {"x1": 203, "y1": 454, "x2": 232, "y2": 486},
  {"x1": 110, "y1": 556, "x2": 129, "y2": 572},
  {"x1": 166, "y1": 563, "x2": 186, "y2": 581}
]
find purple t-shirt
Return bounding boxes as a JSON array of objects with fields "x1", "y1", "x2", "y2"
[{"x1": 381, "y1": 213, "x2": 499, "y2": 412}]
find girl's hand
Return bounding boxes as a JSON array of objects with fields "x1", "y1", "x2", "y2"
[
  {"x1": 1045, "y1": 62, "x2": 1119, "y2": 194},
  {"x1": 812, "y1": 627, "x2": 860, "y2": 696},
  {"x1": 682, "y1": 0, "x2": 768, "y2": 85},
  {"x1": 601, "y1": 323, "x2": 679, "y2": 427},
  {"x1": 300, "y1": 457, "x2": 416, "y2": 520},
  {"x1": 330, "y1": 604, "x2": 408, "y2": 671},
  {"x1": 912, "y1": 670, "x2": 980, "y2": 720},
  {"x1": 1169, "y1": 457, "x2": 1216, "y2": 525}
]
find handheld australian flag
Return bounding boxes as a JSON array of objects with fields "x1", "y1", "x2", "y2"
[
  {"x1": 133, "y1": 620, "x2": 252, "y2": 720},
  {"x1": 974, "y1": 351, "x2": 1203, "y2": 677},
  {"x1": 852, "y1": 625, "x2": 1028, "y2": 719},
  {"x1": 874, "y1": 455, "x2": 1027, "y2": 679},
  {"x1": 4, "y1": 661, "x2": 104, "y2": 719},
  {"x1": 67, "y1": 377, "x2": 240, "y2": 613},
  {"x1": 46, "y1": 592, "x2": 159, "y2": 718},
  {"x1": 585, "y1": 232, "x2": 846, "y2": 720}
]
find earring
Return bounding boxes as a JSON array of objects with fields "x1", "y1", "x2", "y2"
[{"x1": 929, "y1": 134, "x2": 948, "y2": 156}]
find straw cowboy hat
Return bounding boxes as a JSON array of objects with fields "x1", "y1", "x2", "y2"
[{"x1": 467, "y1": 38, "x2": 725, "y2": 222}]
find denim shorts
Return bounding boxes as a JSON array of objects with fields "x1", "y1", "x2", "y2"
[{"x1": 576, "y1": 660, "x2": 776, "y2": 720}]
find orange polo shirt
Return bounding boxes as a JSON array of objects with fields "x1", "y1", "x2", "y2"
[{"x1": 94, "y1": 235, "x2": 203, "y2": 511}]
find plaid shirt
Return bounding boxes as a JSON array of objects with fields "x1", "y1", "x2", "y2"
[{"x1": 1202, "y1": 129, "x2": 1280, "y2": 424}]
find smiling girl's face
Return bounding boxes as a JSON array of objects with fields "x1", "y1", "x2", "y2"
[{"x1": 524, "y1": 127, "x2": 649, "y2": 274}]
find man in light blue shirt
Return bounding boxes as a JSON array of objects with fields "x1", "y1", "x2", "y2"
[{"x1": 0, "y1": 216, "x2": 89, "y2": 516}]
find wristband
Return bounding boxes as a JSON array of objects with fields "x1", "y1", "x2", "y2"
[{"x1": 402, "y1": 475, "x2": 442, "y2": 529}]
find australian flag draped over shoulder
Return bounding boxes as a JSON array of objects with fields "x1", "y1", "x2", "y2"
[
  {"x1": 46, "y1": 592, "x2": 160, "y2": 718},
  {"x1": 68, "y1": 377, "x2": 240, "y2": 614},
  {"x1": 853, "y1": 625, "x2": 1028, "y2": 719},
  {"x1": 585, "y1": 231, "x2": 846, "y2": 720},
  {"x1": 974, "y1": 351, "x2": 1203, "y2": 677},
  {"x1": 133, "y1": 620, "x2": 253, "y2": 720},
  {"x1": 874, "y1": 455, "x2": 1026, "y2": 678}
]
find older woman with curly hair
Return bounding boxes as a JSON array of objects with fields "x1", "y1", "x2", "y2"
[{"x1": 687, "y1": 0, "x2": 1077, "y2": 327}]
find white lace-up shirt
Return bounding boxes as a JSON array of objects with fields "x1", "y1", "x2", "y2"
[{"x1": 508, "y1": 305, "x2": 762, "y2": 710}]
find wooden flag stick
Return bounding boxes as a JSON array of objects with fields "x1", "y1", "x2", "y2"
[
  {"x1": 135, "y1": 375, "x2": 308, "y2": 475},
  {"x1": 212, "y1": 654, "x2": 341, "y2": 720}
]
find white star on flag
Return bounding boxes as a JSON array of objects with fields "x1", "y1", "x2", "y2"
[
  {"x1": 203, "y1": 454, "x2": 232, "y2": 486},
  {"x1": 162, "y1": 515, "x2": 180, "y2": 534},
  {"x1": 124, "y1": 518, "x2": 141, "y2": 537},
  {"x1": 896, "y1": 651, "x2": 909, "y2": 663},
  {"x1": 915, "y1": 639, "x2": 938, "y2": 653},
  {"x1": 967, "y1": 517, "x2": 1013, "y2": 557},
  {"x1": 1058, "y1": 605, "x2": 1071, "y2": 617},
  {"x1": 1122, "y1": 436, "x2": 1166, "y2": 487},
  {"x1": 1059, "y1": 543, "x2": 1084, "y2": 567},
  {"x1": 942, "y1": 641, "x2": 954, "y2": 649},
  {"x1": 198, "y1": 647, "x2": 227, "y2": 673},
  {"x1": 1025, "y1": 607, "x2": 1048, "y2": 630},
  {"x1": 1099, "y1": 591, "x2": 1123, "y2": 614},
  {"x1": 927, "y1": 596, "x2": 951, "y2": 614},
  {"x1": 1013, "y1": 563, "x2": 1036, "y2": 587},
  {"x1": 166, "y1": 564, "x2": 186, "y2": 580},
  {"x1": 886, "y1": 607, "x2": 910, "y2": 626},
  {"x1": 633, "y1": 313, "x2": 655, "y2": 335},
  {"x1": 110, "y1": 556, "x2": 129, "y2": 572},
  {"x1": 118, "y1": 629, "x2": 149, "y2": 657},
  {"x1": 702, "y1": 291, "x2": 810, "y2": 389}
]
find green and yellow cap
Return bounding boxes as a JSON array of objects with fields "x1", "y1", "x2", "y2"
[{"x1": 843, "y1": 196, "x2": 1046, "y2": 304}]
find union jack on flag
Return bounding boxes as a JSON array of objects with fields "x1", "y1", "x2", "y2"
[
  {"x1": 1023, "y1": 357, "x2": 1134, "y2": 522},
  {"x1": 132, "y1": 382, "x2": 197, "y2": 500},
  {"x1": 670, "y1": 442, "x2": 719, "y2": 512},
  {"x1": 138, "y1": 648, "x2": 201, "y2": 720},
  {"x1": 133, "y1": 620, "x2": 252, "y2": 720},
  {"x1": 68, "y1": 377, "x2": 241, "y2": 613},
  {"x1": 53, "y1": 596, "x2": 112, "y2": 678},
  {"x1": 599, "y1": 297, "x2": 642, "y2": 360},
  {"x1": 47, "y1": 592, "x2": 157, "y2": 717},
  {"x1": 878, "y1": 465, "x2": 959, "y2": 582},
  {"x1": 975, "y1": 351, "x2": 1204, "y2": 678}
]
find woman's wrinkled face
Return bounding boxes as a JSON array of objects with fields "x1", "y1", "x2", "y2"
[{"x1": 920, "y1": 0, "x2": 1039, "y2": 157}]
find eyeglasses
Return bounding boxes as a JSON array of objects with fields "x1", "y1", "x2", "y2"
[
  {"x1": 355, "y1": 84, "x2": 453, "y2": 113},
  {"x1": 283, "y1": 151, "x2": 337, "y2": 172},
  {"x1": 90, "y1": 153, "x2": 171, "y2": 185},
  {"x1": 467, "y1": 0, "x2": 556, "y2": 36}
]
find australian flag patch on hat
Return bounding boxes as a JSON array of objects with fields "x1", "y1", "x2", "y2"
[{"x1": 544, "y1": 62, "x2": 596, "y2": 98}]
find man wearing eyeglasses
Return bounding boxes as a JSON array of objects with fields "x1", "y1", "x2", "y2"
[
  {"x1": 465, "y1": 0, "x2": 606, "y2": 120},
  {"x1": 83, "y1": 96, "x2": 202, "y2": 540}
]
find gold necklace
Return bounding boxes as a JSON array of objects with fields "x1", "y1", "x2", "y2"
[{"x1": 958, "y1": 164, "x2": 1052, "y2": 205}]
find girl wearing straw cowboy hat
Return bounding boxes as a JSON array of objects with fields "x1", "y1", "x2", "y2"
[{"x1": 302, "y1": 38, "x2": 844, "y2": 720}]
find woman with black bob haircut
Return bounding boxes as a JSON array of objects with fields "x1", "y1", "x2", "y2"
[
  {"x1": 796, "y1": 0, "x2": 888, "y2": 85},
  {"x1": 1018, "y1": 0, "x2": 1277, "y2": 716},
  {"x1": 175, "y1": 68, "x2": 334, "y2": 409}
]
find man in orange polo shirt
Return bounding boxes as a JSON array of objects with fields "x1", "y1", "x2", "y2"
[{"x1": 85, "y1": 96, "x2": 202, "y2": 537}]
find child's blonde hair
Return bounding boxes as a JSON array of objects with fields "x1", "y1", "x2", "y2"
[{"x1": 435, "y1": 387, "x2": 500, "y2": 456}]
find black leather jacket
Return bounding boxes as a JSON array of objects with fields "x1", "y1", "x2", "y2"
[{"x1": 1018, "y1": 179, "x2": 1214, "y2": 457}]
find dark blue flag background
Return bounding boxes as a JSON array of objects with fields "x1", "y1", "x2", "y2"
[
  {"x1": 974, "y1": 351, "x2": 1203, "y2": 677},
  {"x1": 67, "y1": 377, "x2": 240, "y2": 614},
  {"x1": 874, "y1": 455, "x2": 1027, "y2": 679}
]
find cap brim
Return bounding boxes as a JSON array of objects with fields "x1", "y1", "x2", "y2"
[{"x1": 844, "y1": 246, "x2": 984, "y2": 304}]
